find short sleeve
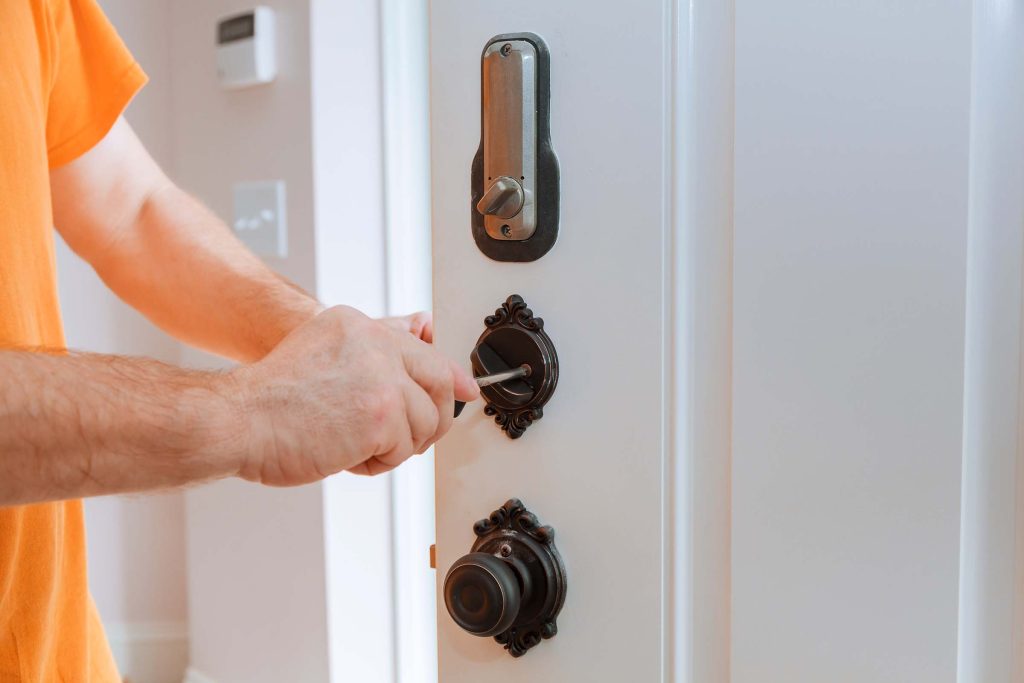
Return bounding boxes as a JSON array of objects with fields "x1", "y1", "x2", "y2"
[{"x1": 44, "y1": 0, "x2": 148, "y2": 168}]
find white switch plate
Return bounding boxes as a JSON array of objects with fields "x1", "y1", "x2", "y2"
[{"x1": 233, "y1": 180, "x2": 287, "y2": 258}]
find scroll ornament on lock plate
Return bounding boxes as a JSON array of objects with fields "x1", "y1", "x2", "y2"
[{"x1": 469, "y1": 295, "x2": 559, "y2": 438}]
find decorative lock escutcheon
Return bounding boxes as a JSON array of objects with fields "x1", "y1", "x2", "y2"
[
  {"x1": 469, "y1": 295, "x2": 558, "y2": 438},
  {"x1": 443, "y1": 499, "x2": 567, "y2": 657}
]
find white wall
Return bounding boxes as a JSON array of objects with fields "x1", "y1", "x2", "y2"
[{"x1": 57, "y1": 2, "x2": 189, "y2": 682}]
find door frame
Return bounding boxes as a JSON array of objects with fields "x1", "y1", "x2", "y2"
[{"x1": 670, "y1": 1, "x2": 735, "y2": 681}]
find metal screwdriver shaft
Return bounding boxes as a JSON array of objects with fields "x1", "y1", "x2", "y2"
[
  {"x1": 454, "y1": 364, "x2": 531, "y2": 417},
  {"x1": 474, "y1": 364, "x2": 531, "y2": 387}
]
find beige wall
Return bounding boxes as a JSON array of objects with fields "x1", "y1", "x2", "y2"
[
  {"x1": 174, "y1": 1, "x2": 399, "y2": 679},
  {"x1": 56, "y1": 1, "x2": 190, "y2": 682},
  {"x1": 60, "y1": 2, "x2": 400, "y2": 681},
  {"x1": 164, "y1": 2, "x2": 332, "y2": 681}
]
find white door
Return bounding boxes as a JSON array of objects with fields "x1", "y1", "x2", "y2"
[{"x1": 429, "y1": 2, "x2": 972, "y2": 682}]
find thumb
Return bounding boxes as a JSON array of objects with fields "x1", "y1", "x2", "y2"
[{"x1": 451, "y1": 360, "x2": 480, "y2": 402}]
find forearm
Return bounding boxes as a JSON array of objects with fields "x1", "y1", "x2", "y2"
[
  {"x1": 94, "y1": 185, "x2": 319, "y2": 362},
  {"x1": 0, "y1": 350, "x2": 243, "y2": 506},
  {"x1": 51, "y1": 119, "x2": 319, "y2": 361}
]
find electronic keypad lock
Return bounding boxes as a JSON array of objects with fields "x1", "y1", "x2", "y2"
[
  {"x1": 471, "y1": 33, "x2": 559, "y2": 262},
  {"x1": 444, "y1": 499, "x2": 567, "y2": 657}
]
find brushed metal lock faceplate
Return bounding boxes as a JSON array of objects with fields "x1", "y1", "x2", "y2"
[
  {"x1": 480, "y1": 39, "x2": 536, "y2": 241},
  {"x1": 472, "y1": 33, "x2": 559, "y2": 262}
]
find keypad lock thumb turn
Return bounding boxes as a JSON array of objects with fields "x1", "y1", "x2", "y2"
[
  {"x1": 443, "y1": 499, "x2": 567, "y2": 657},
  {"x1": 477, "y1": 176, "x2": 525, "y2": 220}
]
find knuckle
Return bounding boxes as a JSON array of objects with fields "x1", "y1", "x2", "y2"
[
  {"x1": 354, "y1": 387, "x2": 404, "y2": 456},
  {"x1": 425, "y1": 405, "x2": 441, "y2": 436},
  {"x1": 373, "y1": 386, "x2": 403, "y2": 422}
]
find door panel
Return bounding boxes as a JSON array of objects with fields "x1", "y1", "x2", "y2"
[
  {"x1": 731, "y1": 2, "x2": 970, "y2": 681},
  {"x1": 430, "y1": 2, "x2": 670, "y2": 682},
  {"x1": 431, "y1": 2, "x2": 972, "y2": 681}
]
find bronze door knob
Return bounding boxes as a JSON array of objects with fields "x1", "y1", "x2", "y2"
[
  {"x1": 442, "y1": 499, "x2": 566, "y2": 657},
  {"x1": 444, "y1": 552, "x2": 522, "y2": 637}
]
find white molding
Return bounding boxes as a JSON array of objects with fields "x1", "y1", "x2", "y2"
[
  {"x1": 183, "y1": 667, "x2": 219, "y2": 683},
  {"x1": 310, "y1": 3, "x2": 397, "y2": 683},
  {"x1": 380, "y1": 0, "x2": 437, "y2": 680},
  {"x1": 958, "y1": 1, "x2": 1024, "y2": 681},
  {"x1": 670, "y1": 0, "x2": 735, "y2": 681}
]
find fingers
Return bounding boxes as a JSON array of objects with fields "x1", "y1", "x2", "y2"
[
  {"x1": 347, "y1": 455, "x2": 397, "y2": 476},
  {"x1": 404, "y1": 382, "x2": 440, "y2": 454},
  {"x1": 380, "y1": 311, "x2": 433, "y2": 342},
  {"x1": 399, "y1": 332, "x2": 454, "y2": 409},
  {"x1": 451, "y1": 359, "x2": 480, "y2": 403},
  {"x1": 429, "y1": 374, "x2": 455, "y2": 447},
  {"x1": 412, "y1": 312, "x2": 433, "y2": 343},
  {"x1": 346, "y1": 318, "x2": 476, "y2": 479}
]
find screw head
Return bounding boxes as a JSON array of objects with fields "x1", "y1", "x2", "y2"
[
  {"x1": 500, "y1": 43, "x2": 512, "y2": 57},
  {"x1": 500, "y1": 224, "x2": 512, "y2": 237},
  {"x1": 499, "y1": 544, "x2": 513, "y2": 558}
]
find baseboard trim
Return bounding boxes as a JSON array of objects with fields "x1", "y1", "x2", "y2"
[
  {"x1": 104, "y1": 621, "x2": 189, "y2": 683},
  {"x1": 183, "y1": 667, "x2": 219, "y2": 683}
]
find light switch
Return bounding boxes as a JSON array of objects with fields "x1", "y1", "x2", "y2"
[{"x1": 233, "y1": 180, "x2": 287, "y2": 258}]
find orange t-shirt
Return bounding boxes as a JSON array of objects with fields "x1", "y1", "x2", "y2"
[{"x1": 0, "y1": 0, "x2": 146, "y2": 680}]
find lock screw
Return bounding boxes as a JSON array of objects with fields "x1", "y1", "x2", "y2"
[
  {"x1": 500, "y1": 43, "x2": 512, "y2": 56},
  {"x1": 501, "y1": 224, "x2": 512, "y2": 237},
  {"x1": 499, "y1": 543, "x2": 513, "y2": 558}
]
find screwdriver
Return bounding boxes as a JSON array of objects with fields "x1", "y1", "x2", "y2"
[{"x1": 454, "y1": 364, "x2": 531, "y2": 417}]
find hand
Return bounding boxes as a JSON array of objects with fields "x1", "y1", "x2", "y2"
[{"x1": 228, "y1": 305, "x2": 479, "y2": 484}]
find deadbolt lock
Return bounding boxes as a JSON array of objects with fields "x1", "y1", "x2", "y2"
[
  {"x1": 465, "y1": 295, "x2": 559, "y2": 438},
  {"x1": 471, "y1": 33, "x2": 559, "y2": 261}
]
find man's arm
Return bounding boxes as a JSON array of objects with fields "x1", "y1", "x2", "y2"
[
  {"x1": 0, "y1": 350, "x2": 239, "y2": 505},
  {"x1": 0, "y1": 305, "x2": 479, "y2": 506},
  {"x1": 50, "y1": 117, "x2": 318, "y2": 362},
  {"x1": 0, "y1": 116, "x2": 480, "y2": 507}
]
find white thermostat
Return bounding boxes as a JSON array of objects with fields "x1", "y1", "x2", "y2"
[{"x1": 216, "y1": 7, "x2": 276, "y2": 89}]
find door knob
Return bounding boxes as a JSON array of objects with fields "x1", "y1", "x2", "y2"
[
  {"x1": 444, "y1": 552, "x2": 521, "y2": 637},
  {"x1": 464, "y1": 294, "x2": 559, "y2": 438},
  {"x1": 476, "y1": 176, "x2": 525, "y2": 219},
  {"x1": 443, "y1": 499, "x2": 567, "y2": 657}
]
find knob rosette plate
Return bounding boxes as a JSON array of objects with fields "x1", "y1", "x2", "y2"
[{"x1": 443, "y1": 499, "x2": 567, "y2": 658}]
